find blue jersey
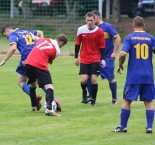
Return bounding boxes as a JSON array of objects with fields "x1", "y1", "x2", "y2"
[
  {"x1": 122, "y1": 31, "x2": 155, "y2": 84},
  {"x1": 9, "y1": 28, "x2": 37, "y2": 60},
  {"x1": 99, "y1": 21, "x2": 118, "y2": 58}
]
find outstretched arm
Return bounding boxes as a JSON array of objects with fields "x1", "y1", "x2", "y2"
[{"x1": 0, "y1": 43, "x2": 17, "y2": 66}]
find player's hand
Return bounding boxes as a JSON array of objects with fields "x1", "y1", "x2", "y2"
[
  {"x1": 75, "y1": 58, "x2": 79, "y2": 66},
  {"x1": 0, "y1": 60, "x2": 6, "y2": 66},
  {"x1": 117, "y1": 66, "x2": 123, "y2": 74},
  {"x1": 101, "y1": 59, "x2": 106, "y2": 68},
  {"x1": 111, "y1": 52, "x2": 116, "y2": 60},
  {"x1": 30, "y1": 33, "x2": 39, "y2": 41}
]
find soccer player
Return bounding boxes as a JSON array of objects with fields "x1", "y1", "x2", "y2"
[
  {"x1": 25, "y1": 34, "x2": 67, "y2": 116},
  {"x1": 86, "y1": 10, "x2": 121, "y2": 104},
  {"x1": 112, "y1": 16, "x2": 155, "y2": 133},
  {"x1": 0, "y1": 25, "x2": 44, "y2": 111},
  {"x1": 74, "y1": 12, "x2": 106, "y2": 106}
]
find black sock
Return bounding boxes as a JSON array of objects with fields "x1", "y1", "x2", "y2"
[
  {"x1": 91, "y1": 84, "x2": 98, "y2": 100},
  {"x1": 46, "y1": 88, "x2": 54, "y2": 110},
  {"x1": 30, "y1": 87, "x2": 37, "y2": 107},
  {"x1": 81, "y1": 82, "x2": 87, "y2": 97}
]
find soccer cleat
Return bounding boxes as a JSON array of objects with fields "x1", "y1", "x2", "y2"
[
  {"x1": 36, "y1": 94, "x2": 42, "y2": 111},
  {"x1": 45, "y1": 109, "x2": 60, "y2": 116},
  {"x1": 32, "y1": 106, "x2": 37, "y2": 111},
  {"x1": 112, "y1": 99, "x2": 118, "y2": 104},
  {"x1": 54, "y1": 98, "x2": 62, "y2": 112},
  {"x1": 146, "y1": 128, "x2": 152, "y2": 133},
  {"x1": 91, "y1": 99, "x2": 96, "y2": 106},
  {"x1": 81, "y1": 96, "x2": 92, "y2": 104},
  {"x1": 111, "y1": 126, "x2": 127, "y2": 133}
]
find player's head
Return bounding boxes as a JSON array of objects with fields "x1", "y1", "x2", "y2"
[
  {"x1": 132, "y1": 16, "x2": 145, "y2": 30},
  {"x1": 1, "y1": 25, "x2": 13, "y2": 39},
  {"x1": 85, "y1": 12, "x2": 95, "y2": 29},
  {"x1": 56, "y1": 34, "x2": 67, "y2": 48},
  {"x1": 91, "y1": 10, "x2": 101, "y2": 26}
]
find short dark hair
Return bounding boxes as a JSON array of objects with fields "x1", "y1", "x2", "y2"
[
  {"x1": 85, "y1": 12, "x2": 95, "y2": 19},
  {"x1": 1, "y1": 25, "x2": 12, "y2": 35},
  {"x1": 91, "y1": 10, "x2": 100, "y2": 16},
  {"x1": 133, "y1": 16, "x2": 145, "y2": 27},
  {"x1": 56, "y1": 34, "x2": 67, "y2": 45}
]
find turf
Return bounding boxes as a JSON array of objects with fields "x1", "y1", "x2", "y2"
[{"x1": 0, "y1": 55, "x2": 155, "y2": 145}]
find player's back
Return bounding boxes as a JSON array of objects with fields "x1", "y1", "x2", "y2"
[
  {"x1": 9, "y1": 29, "x2": 37, "y2": 57},
  {"x1": 123, "y1": 31, "x2": 155, "y2": 84},
  {"x1": 26, "y1": 38, "x2": 57, "y2": 70}
]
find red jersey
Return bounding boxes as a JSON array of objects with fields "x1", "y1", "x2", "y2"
[
  {"x1": 26, "y1": 38, "x2": 60, "y2": 70},
  {"x1": 75, "y1": 25, "x2": 105, "y2": 64}
]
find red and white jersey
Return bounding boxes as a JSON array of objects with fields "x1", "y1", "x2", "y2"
[
  {"x1": 26, "y1": 38, "x2": 60, "y2": 70},
  {"x1": 75, "y1": 25, "x2": 105, "y2": 64}
]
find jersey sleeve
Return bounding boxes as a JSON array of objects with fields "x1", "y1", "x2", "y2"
[
  {"x1": 75, "y1": 28, "x2": 82, "y2": 45},
  {"x1": 108, "y1": 24, "x2": 118, "y2": 38},
  {"x1": 9, "y1": 32, "x2": 18, "y2": 45}
]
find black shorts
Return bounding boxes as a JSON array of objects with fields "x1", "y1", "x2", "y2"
[
  {"x1": 79, "y1": 62, "x2": 100, "y2": 75},
  {"x1": 26, "y1": 64, "x2": 52, "y2": 88}
]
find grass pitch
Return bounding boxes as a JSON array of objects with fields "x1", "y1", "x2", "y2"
[{"x1": 0, "y1": 55, "x2": 155, "y2": 145}]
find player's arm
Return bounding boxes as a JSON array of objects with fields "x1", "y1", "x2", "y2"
[
  {"x1": 111, "y1": 35, "x2": 121, "y2": 60},
  {"x1": 74, "y1": 45, "x2": 80, "y2": 66},
  {"x1": 117, "y1": 51, "x2": 127, "y2": 74},
  {"x1": 100, "y1": 48, "x2": 106, "y2": 67},
  {"x1": 0, "y1": 43, "x2": 17, "y2": 66}
]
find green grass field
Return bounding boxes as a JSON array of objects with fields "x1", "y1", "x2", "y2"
[{"x1": 0, "y1": 53, "x2": 155, "y2": 145}]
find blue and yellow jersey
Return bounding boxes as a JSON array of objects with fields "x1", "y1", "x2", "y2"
[
  {"x1": 98, "y1": 21, "x2": 119, "y2": 58},
  {"x1": 121, "y1": 31, "x2": 155, "y2": 84},
  {"x1": 9, "y1": 28, "x2": 37, "y2": 60}
]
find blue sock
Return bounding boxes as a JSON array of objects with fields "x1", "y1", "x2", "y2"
[
  {"x1": 86, "y1": 78, "x2": 92, "y2": 97},
  {"x1": 42, "y1": 88, "x2": 46, "y2": 93},
  {"x1": 120, "y1": 108, "x2": 131, "y2": 129},
  {"x1": 22, "y1": 82, "x2": 30, "y2": 96},
  {"x1": 146, "y1": 110, "x2": 154, "y2": 129},
  {"x1": 109, "y1": 81, "x2": 117, "y2": 100}
]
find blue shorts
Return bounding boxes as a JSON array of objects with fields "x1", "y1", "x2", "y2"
[
  {"x1": 16, "y1": 54, "x2": 29, "y2": 76},
  {"x1": 16, "y1": 60, "x2": 27, "y2": 76},
  {"x1": 100, "y1": 58, "x2": 114, "y2": 80},
  {"x1": 123, "y1": 84, "x2": 154, "y2": 101}
]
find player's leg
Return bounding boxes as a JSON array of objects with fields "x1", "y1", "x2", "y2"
[
  {"x1": 25, "y1": 65, "x2": 42, "y2": 111},
  {"x1": 44, "y1": 84, "x2": 54, "y2": 110},
  {"x1": 29, "y1": 82, "x2": 37, "y2": 111},
  {"x1": 18, "y1": 73, "x2": 30, "y2": 95},
  {"x1": 109, "y1": 79, "x2": 117, "y2": 104},
  {"x1": 112, "y1": 84, "x2": 139, "y2": 132},
  {"x1": 91, "y1": 74, "x2": 98, "y2": 106},
  {"x1": 81, "y1": 74, "x2": 90, "y2": 103},
  {"x1": 141, "y1": 84, "x2": 154, "y2": 133},
  {"x1": 86, "y1": 77, "x2": 92, "y2": 99},
  {"x1": 90, "y1": 62, "x2": 100, "y2": 106},
  {"x1": 100, "y1": 59, "x2": 117, "y2": 104},
  {"x1": 79, "y1": 63, "x2": 91, "y2": 104}
]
